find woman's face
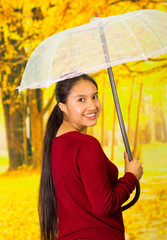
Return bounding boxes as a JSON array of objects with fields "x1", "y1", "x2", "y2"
[{"x1": 60, "y1": 79, "x2": 101, "y2": 132}]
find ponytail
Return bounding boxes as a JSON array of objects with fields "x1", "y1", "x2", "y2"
[
  {"x1": 43, "y1": 104, "x2": 63, "y2": 149},
  {"x1": 38, "y1": 104, "x2": 63, "y2": 240},
  {"x1": 38, "y1": 74, "x2": 98, "y2": 240}
]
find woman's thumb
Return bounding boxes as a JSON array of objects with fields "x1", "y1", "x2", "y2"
[{"x1": 124, "y1": 151, "x2": 129, "y2": 162}]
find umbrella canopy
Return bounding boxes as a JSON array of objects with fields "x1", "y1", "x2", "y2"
[
  {"x1": 17, "y1": 9, "x2": 167, "y2": 210},
  {"x1": 17, "y1": 9, "x2": 167, "y2": 92}
]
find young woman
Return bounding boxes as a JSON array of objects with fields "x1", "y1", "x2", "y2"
[{"x1": 38, "y1": 74, "x2": 143, "y2": 240}]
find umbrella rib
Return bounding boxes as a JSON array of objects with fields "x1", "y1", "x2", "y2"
[
  {"x1": 138, "y1": 14, "x2": 165, "y2": 49},
  {"x1": 120, "y1": 19, "x2": 147, "y2": 60}
]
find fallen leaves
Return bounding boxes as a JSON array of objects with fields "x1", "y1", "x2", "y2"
[{"x1": 0, "y1": 169, "x2": 167, "y2": 240}]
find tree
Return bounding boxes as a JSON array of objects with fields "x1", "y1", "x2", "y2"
[
  {"x1": 0, "y1": 0, "x2": 166, "y2": 170},
  {"x1": 132, "y1": 82, "x2": 143, "y2": 156},
  {"x1": 110, "y1": 79, "x2": 119, "y2": 161}
]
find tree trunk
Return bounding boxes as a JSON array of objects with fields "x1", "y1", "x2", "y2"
[
  {"x1": 110, "y1": 79, "x2": 118, "y2": 161},
  {"x1": 88, "y1": 126, "x2": 94, "y2": 136},
  {"x1": 132, "y1": 83, "x2": 143, "y2": 157},
  {"x1": 161, "y1": 109, "x2": 167, "y2": 142},
  {"x1": 111, "y1": 105, "x2": 116, "y2": 161},
  {"x1": 150, "y1": 91, "x2": 155, "y2": 142},
  {"x1": 127, "y1": 78, "x2": 134, "y2": 142},
  {"x1": 1, "y1": 72, "x2": 25, "y2": 170},
  {"x1": 22, "y1": 106, "x2": 28, "y2": 165},
  {"x1": 153, "y1": 103, "x2": 167, "y2": 142},
  {"x1": 28, "y1": 89, "x2": 43, "y2": 167},
  {"x1": 2, "y1": 99, "x2": 24, "y2": 170},
  {"x1": 101, "y1": 79, "x2": 105, "y2": 148},
  {"x1": 154, "y1": 104, "x2": 163, "y2": 142}
]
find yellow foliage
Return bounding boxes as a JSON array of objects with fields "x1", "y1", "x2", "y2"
[
  {"x1": 0, "y1": 168, "x2": 167, "y2": 240},
  {"x1": 0, "y1": 169, "x2": 41, "y2": 240},
  {"x1": 123, "y1": 176, "x2": 167, "y2": 240}
]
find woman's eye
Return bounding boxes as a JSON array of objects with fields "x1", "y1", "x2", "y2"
[
  {"x1": 78, "y1": 98, "x2": 85, "y2": 102},
  {"x1": 93, "y1": 95, "x2": 98, "y2": 99}
]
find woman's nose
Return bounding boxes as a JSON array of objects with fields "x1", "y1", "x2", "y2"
[{"x1": 87, "y1": 99, "x2": 96, "y2": 110}]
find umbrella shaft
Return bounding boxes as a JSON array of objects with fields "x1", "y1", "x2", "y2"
[
  {"x1": 99, "y1": 25, "x2": 133, "y2": 161},
  {"x1": 99, "y1": 24, "x2": 141, "y2": 211},
  {"x1": 107, "y1": 68, "x2": 133, "y2": 161}
]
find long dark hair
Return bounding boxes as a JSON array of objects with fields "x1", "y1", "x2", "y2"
[{"x1": 38, "y1": 74, "x2": 98, "y2": 240}]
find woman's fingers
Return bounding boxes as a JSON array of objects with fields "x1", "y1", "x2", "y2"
[{"x1": 124, "y1": 151, "x2": 143, "y2": 181}]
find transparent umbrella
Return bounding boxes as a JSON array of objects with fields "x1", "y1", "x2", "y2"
[{"x1": 18, "y1": 9, "x2": 167, "y2": 210}]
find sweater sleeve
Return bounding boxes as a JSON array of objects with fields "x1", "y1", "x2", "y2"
[{"x1": 77, "y1": 138, "x2": 138, "y2": 216}]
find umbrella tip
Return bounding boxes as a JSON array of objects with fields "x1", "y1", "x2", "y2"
[
  {"x1": 94, "y1": 11, "x2": 98, "y2": 17},
  {"x1": 90, "y1": 12, "x2": 99, "y2": 22}
]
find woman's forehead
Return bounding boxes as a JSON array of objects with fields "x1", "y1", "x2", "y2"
[{"x1": 71, "y1": 79, "x2": 97, "y2": 94}]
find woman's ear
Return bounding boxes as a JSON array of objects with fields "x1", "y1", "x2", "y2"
[{"x1": 58, "y1": 102, "x2": 68, "y2": 114}]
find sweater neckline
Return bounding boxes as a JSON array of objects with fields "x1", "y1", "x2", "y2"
[{"x1": 54, "y1": 130, "x2": 85, "y2": 139}]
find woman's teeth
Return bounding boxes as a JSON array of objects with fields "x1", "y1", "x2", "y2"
[{"x1": 84, "y1": 113, "x2": 96, "y2": 117}]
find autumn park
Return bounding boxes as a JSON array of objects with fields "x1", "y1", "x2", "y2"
[{"x1": 0, "y1": 0, "x2": 167, "y2": 239}]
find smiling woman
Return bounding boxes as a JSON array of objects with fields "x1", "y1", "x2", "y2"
[
  {"x1": 57, "y1": 79, "x2": 101, "y2": 135},
  {"x1": 38, "y1": 74, "x2": 143, "y2": 240}
]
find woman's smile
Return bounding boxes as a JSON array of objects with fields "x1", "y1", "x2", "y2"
[{"x1": 83, "y1": 112, "x2": 97, "y2": 120}]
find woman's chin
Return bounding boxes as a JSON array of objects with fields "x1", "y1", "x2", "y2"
[{"x1": 86, "y1": 121, "x2": 97, "y2": 127}]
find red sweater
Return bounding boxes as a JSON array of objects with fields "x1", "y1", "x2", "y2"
[{"x1": 51, "y1": 131, "x2": 138, "y2": 240}]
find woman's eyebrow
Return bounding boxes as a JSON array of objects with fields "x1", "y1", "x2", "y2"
[{"x1": 75, "y1": 92, "x2": 98, "y2": 98}]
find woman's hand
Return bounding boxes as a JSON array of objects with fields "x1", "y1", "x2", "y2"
[{"x1": 124, "y1": 151, "x2": 143, "y2": 181}]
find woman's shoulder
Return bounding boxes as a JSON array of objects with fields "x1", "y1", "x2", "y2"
[
  {"x1": 54, "y1": 130, "x2": 99, "y2": 144},
  {"x1": 53, "y1": 131, "x2": 104, "y2": 157}
]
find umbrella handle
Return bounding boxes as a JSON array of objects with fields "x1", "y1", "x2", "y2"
[{"x1": 99, "y1": 23, "x2": 140, "y2": 211}]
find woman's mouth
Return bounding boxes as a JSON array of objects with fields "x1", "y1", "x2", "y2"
[{"x1": 84, "y1": 113, "x2": 96, "y2": 119}]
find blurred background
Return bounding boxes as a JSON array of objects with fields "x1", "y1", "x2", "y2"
[{"x1": 0, "y1": 0, "x2": 167, "y2": 239}]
